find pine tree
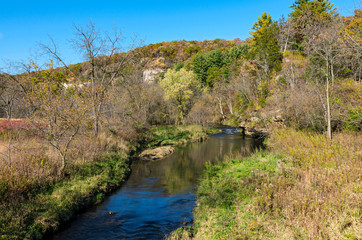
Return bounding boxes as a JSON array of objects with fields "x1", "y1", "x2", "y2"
[
  {"x1": 249, "y1": 12, "x2": 282, "y2": 78},
  {"x1": 290, "y1": 0, "x2": 335, "y2": 46}
]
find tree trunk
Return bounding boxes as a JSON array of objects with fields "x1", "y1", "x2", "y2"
[
  {"x1": 326, "y1": 60, "x2": 332, "y2": 140},
  {"x1": 56, "y1": 149, "x2": 66, "y2": 175},
  {"x1": 331, "y1": 59, "x2": 335, "y2": 88},
  {"x1": 290, "y1": 64, "x2": 295, "y2": 89},
  {"x1": 216, "y1": 97, "x2": 226, "y2": 121},
  {"x1": 283, "y1": 35, "x2": 289, "y2": 53},
  {"x1": 93, "y1": 104, "x2": 99, "y2": 137},
  {"x1": 227, "y1": 100, "x2": 234, "y2": 115},
  {"x1": 6, "y1": 102, "x2": 12, "y2": 120}
]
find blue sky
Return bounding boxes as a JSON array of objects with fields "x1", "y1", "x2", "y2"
[{"x1": 0, "y1": 0, "x2": 358, "y2": 70}]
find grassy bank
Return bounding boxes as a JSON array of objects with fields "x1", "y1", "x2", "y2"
[
  {"x1": 140, "y1": 125, "x2": 220, "y2": 149},
  {"x1": 169, "y1": 129, "x2": 361, "y2": 239},
  {"x1": 0, "y1": 124, "x2": 214, "y2": 240},
  {"x1": 0, "y1": 152, "x2": 130, "y2": 240}
]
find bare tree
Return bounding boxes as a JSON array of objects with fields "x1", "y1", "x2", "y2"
[
  {"x1": 306, "y1": 17, "x2": 345, "y2": 140},
  {"x1": 278, "y1": 16, "x2": 293, "y2": 53},
  {"x1": 41, "y1": 21, "x2": 137, "y2": 136},
  {"x1": 24, "y1": 64, "x2": 87, "y2": 174}
]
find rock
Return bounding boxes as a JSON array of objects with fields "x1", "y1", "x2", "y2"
[
  {"x1": 143, "y1": 68, "x2": 164, "y2": 83},
  {"x1": 139, "y1": 146, "x2": 175, "y2": 161},
  {"x1": 244, "y1": 128, "x2": 268, "y2": 139}
]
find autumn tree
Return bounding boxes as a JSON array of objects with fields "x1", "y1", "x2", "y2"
[
  {"x1": 25, "y1": 62, "x2": 87, "y2": 174},
  {"x1": 160, "y1": 68, "x2": 201, "y2": 124},
  {"x1": 42, "y1": 21, "x2": 136, "y2": 136},
  {"x1": 0, "y1": 75, "x2": 17, "y2": 120},
  {"x1": 341, "y1": 9, "x2": 362, "y2": 82}
]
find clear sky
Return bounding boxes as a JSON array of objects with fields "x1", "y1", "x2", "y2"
[{"x1": 0, "y1": 0, "x2": 358, "y2": 70}]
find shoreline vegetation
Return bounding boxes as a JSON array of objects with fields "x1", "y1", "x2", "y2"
[
  {"x1": 0, "y1": 125, "x2": 215, "y2": 240},
  {"x1": 169, "y1": 128, "x2": 361, "y2": 240}
]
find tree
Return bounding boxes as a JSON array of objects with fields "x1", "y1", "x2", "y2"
[
  {"x1": 25, "y1": 63, "x2": 87, "y2": 174},
  {"x1": 249, "y1": 12, "x2": 283, "y2": 79},
  {"x1": 341, "y1": 9, "x2": 362, "y2": 82},
  {"x1": 249, "y1": 12, "x2": 282, "y2": 107},
  {"x1": 192, "y1": 48, "x2": 239, "y2": 88},
  {"x1": 160, "y1": 68, "x2": 201, "y2": 124},
  {"x1": 277, "y1": 15, "x2": 293, "y2": 53},
  {"x1": 0, "y1": 74, "x2": 17, "y2": 120},
  {"x1": 307, "y1": 16, "x2": 344, "y2": 140},
  {"x1": 0, "y1": 67, "x2": 29, "y2": 120},
  {"x1": 290, "y1": 0, "x2": 335, "y2": 48},
  {"x1": 193, "y1": 53, "x2": 210, "y2": 86},
  {"x1": 42, "y1": 21, "x2": 136, "y2": 136}
]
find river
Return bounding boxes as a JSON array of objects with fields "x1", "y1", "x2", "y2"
[{"x1": 51, "y1": 128, "x2": 261, "y2": 240}]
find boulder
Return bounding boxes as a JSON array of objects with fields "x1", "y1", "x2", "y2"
[{"x1": 142, "y1": 68, "x2": 164, "y2": 83}]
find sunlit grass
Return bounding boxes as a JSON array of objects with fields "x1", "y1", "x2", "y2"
[{"x1": 170, "y1": 129, "x2": 361, "y2": 239}]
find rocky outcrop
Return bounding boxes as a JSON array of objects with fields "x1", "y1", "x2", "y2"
[
  {"x1": 139, "y1": 146, "x2": 175, "y2": 161},
  {"x1": 143, "y1": 68, "x2": 164, "y2": 83},
  {"x1": 244, "y1": 128, "x2": 268, "y2": 138}
]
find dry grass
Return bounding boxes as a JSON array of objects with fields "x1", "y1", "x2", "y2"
[
  {"x1": 0, "y1": 125, "x2": 132, "y2": 239},
  {"x1": 262, "y1": 129, "x2": 362, "y2": 239},
  {"x1": 0, "y1": 124, "x2": 130, "y2": 204},
  {"x1": 173, "y1": 129, "x2": 361, "y2": 240}
]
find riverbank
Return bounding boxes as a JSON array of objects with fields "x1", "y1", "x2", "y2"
[
  {"x1": 138, "y1": 125, "x2": 220, "y2": 160},
  {"x1": 169, "y1": 129, "x2": 361, "y2": 239},
  {"x1": 0, "y1": 125, "x2": 215, "y2": 240}
]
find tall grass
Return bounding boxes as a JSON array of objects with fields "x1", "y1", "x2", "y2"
[
  {"x1": 0, "y1": 121, "x2": 132, "y2": 239},
  {"x1": 170, "y1": 129, "x2": 361, "y2": 239},
  {"x1": 264, "y1": 129, "x2": 361, "y2": 239}
]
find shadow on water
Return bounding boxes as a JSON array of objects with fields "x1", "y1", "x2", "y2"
[{"x1": 51, "y1": 128, "x2": 262, "y2": 240}]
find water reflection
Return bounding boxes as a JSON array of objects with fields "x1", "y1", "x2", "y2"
[{"x1": 52, "y1": 131, "x2": 259, "y2": 240}]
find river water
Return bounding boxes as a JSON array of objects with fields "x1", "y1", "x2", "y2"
[{"x1": 52, "y1": 128, "x2": 260, "y2": 240}]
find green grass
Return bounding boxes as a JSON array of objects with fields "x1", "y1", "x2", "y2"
[
  {"x1": 142, "y1": 125, "x2": 216, "y2": 149},
  {"x1": 194, "y1": 152, "x2": 281, "y2": 240},
  {"x1": 169, "y1": 129, "x2": 361, "y2": 240},
  {"x1": 0, "y1": 152, "x2": 130, "y2": 240},
  {"x1": 169, "y1": 152, "x2": 282, "y2": 240}
]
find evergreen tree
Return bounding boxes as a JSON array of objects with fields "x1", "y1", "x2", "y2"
[
  {"x1": 193, "y1": 53, "x2": 210, "y2": 86},
  {"x1": 290, "y1": 0, "x2": 335, "y2": 46},
  {"x1": 249, "y1": 12, "x2": 282, "y2": 78}
]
